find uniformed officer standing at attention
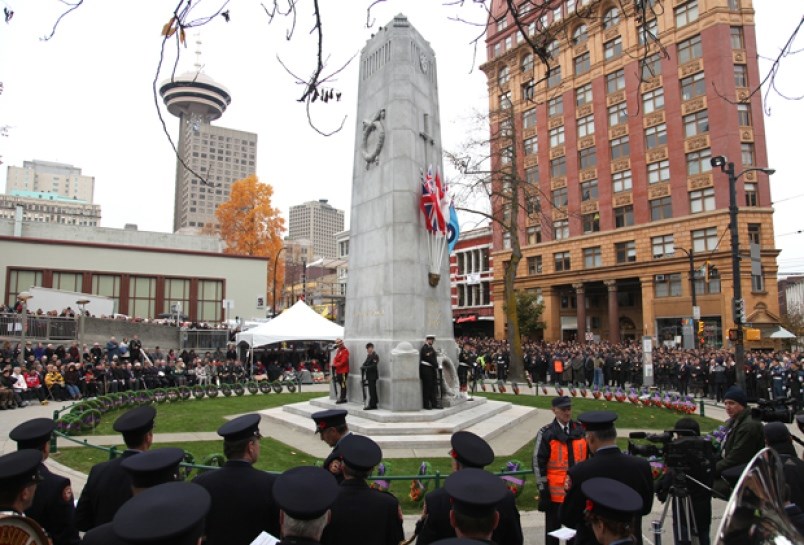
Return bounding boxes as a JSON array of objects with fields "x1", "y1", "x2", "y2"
[
  {"x1": 439, "y1": 467, "x2": 509, "y2": 544},
  {"x1": 9, "y1": 418, "x2": 79, "y2": 545},
  {"x1": 579, "y1": 478, "x2": 644, "y2": 545},
  {"x1": 75, "y1": 405, "x2": 156, "y2": 531},
  {"x1": 416, "y1": 431, "x2": 523, "y2": 545},
  {"x1": 273, "y1": 466, "x2": 340, "y2": 545},
  {"x1": 420, "y1": 334, "x2": 440, "y2": 410},
  {"x1": 112, "y1": 482, "x2": 211, "y2": 545},
  {"x1": 560, "y1": 412, "x2": 654, "y2": 545},
  {"x1": 193, "y1": 413, "x2": 280, "y2": 544},
  {"x1": 311, "y1": 409, "x2": 351, "y2": 483},
  {"x1": 534, "y1": 396, "x2": 588, "y2": 545},
  {"x1": 321, "y1": 434, "x2": 404, "y2": 545},
  {"x1": 82, "y1": 447, "x2": 187, "y2": 545}
]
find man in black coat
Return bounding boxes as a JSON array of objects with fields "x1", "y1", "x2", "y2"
[
  {"x1": 311, "y1": 409, "x2": 351, "y2": 483},
  {"x1": 415, "y1": 431, "x2": 523, "y2": 545},
  {"x1": 320, "y1": 434, "x2": 403, "y2": 545},
  {"x1": 9, "y1": 418, "x2": 79, "y2": 545},
  {"x1": 193, "y1": 413, "x2": 280, "y2": 545},
  {"x1": 74, "y1": 405, "x2": 156, "y2": 531},
  {"x1": 274, "y1": 466, "x2": 340, "y2": 545},
  {"x1": 420, "y1": 335, "x2": 440, "y2": 410},
  {"x1": 560, "y1": 411, "x2": 654, "y2": 545},
  {"x1": 361, "y1": 342, "x2": 380, "y2": 410}
]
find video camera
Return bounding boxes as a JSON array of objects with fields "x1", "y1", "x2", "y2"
[
  {"x1": 751, "y1": 397, "x2": 796, "y2": 423},
  {"x1": 628, "y1": 429, "x2": 717, "y2": 479}
]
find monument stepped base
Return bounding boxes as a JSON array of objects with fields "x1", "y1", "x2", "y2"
[{"x1": 259, "y1": 396, "x2": 539, "y2": 459}]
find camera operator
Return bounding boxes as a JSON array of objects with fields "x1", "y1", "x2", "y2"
[
  {"x1": 655, "y1": 418, "x2": 714, "y2": 545},
  {"x1": 713, "y1": 387, "x2": 764, "y2": 498}
]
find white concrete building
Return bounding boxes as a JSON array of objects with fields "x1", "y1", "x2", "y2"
[{"x1": 6, "y1": 160, "x2": 95, "y2": 203}]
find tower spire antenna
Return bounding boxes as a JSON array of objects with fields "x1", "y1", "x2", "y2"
[{"x1": 194, "y1": 33, "x2": 204, "y2": 73}]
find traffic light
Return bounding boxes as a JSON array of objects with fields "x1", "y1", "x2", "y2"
[
  {"x1": 698, "y1": 320, "x2": 705, "y2": 334},
  {"x1": 733, "y1": 298, "x2": 746, "y2": 323}
]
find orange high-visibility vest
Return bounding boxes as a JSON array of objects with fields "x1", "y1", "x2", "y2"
[{"x1": 546, "y1": 438, "x2": 587, "y2": 503}]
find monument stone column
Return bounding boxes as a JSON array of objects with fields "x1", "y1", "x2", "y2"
[{"x1": 343, "y1": 14, "x2": 458, "y2": 411}]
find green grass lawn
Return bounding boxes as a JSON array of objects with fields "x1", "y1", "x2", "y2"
[{"x1": 54, "y1": 390, "x2": 724, "y2": 514}]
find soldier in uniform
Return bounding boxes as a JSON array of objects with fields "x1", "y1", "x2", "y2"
[
  {"x1": 420, "y1": 335, "x2": 440, "y2": 410},
  {"x1": 273, "y1": 466, "x2": 340, "y2": 545},
  {"x1": 193, "y1": 413, "x2": 280, "y2": 545},
  {"x1": 9, "y1": 418, "x2": 79, "y2": 545},
  {"x1": 360, "y1": 343, "x2": 380, "y2": 410},
  {"x1": 457, "y1": 341, "x2": 476, "y2": 399},
  {"x1": 74, "y1": 405, "x2": 156, "y2": 531},
  {"x1": 440, "y1": 467, "x2": 509, "y2": 544},
  {"x1": 112, "y1": 482, "x2": 211, "y2": 545},
  {"x1": 82, "y1": 447, "x2": 187, "y2": 545},
  {"x1": 332, "y1": 338, "x2": 350, "y2": 404},
  {"x1": 560, "y1": 411, "x2": 654, "y2": 545},
  {"x1": 581, "y1": 478, "x2": 644, "y2": 545},
  {"x1": 416, "y1": 431, "x2": 523, "y2": 545},
  {"x1": 312, "y1": 409, "x2": 351, "y2": 483},
  {"x1": 533, "y1": 396, "x2": 588, "y2": 545},
  {"x1": 0, "y1": 449, "x2": 43, "y2": 517},
  {"x1": 321, "y1": 434, "x2": 404, "y2": 545}
]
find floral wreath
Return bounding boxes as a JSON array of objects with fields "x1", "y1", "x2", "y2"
[
  {"x1": 500, "y1": 460, "x2": 526, "y2": 497},
  {"x1": 370, "y1": 461, "x2": 392, "y2": 493},
  {"x1": 409, "y1": 461, "x2": 432, "y2": 502}
]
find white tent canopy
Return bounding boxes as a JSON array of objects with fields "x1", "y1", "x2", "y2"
[{"x1": 235, "y1": 300, "x2": 344, "y2": 347}]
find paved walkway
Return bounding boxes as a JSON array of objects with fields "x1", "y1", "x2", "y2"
[{"x1": 1, "y1": 384, "x2": 792, "y2": 545}]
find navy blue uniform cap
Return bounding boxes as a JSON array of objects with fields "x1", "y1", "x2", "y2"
[
  {"x1": 339, "y1": 434, "x2": 382, "y2": 471},
  {"x1": 0, "y1": 450, "x2": 43, "y2": 490},
  {"x1": 581, "y1": 477, "x2": 642, "y2": 522},
  {"x1": 450, "y1": 431, "x2": 494, "y2": 468},
  {"x1": 273, "y1": 466, "x2": 339, "y2": 520},
  {"x1": 552, "y1": 396, "x2": 572, "y2": 408},
  {"x1": 444, "y1": 467, "x2": 507, "y2": 517},
  {"x1": 9, "y1": 418, "x2": 55, "y2": 450},
  {"x1": 112, "y1": 482, "x2": 210, "y2": 545},
  {"x1": 312, "y1": 409, "x2": 347, "y2": 434},
  {"x1": 113, "y1": 406, "x2": 156, "y2": 435},
  {"x1": 121, "y1": 447, "x2": 185, "y2": 488},
  {"x1": 578, "y1": 411, "x2": 618, "y2": 431},
  {"x1": 217, "y1": 414, "x2": 261, "y2": 441},
  {"x1": 431, "y1": 539, "x2": 489, "y2": 545}
]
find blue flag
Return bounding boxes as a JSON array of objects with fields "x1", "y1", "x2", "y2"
[{"x1": 447, "y1": 203, "x2": 460, "y2": 253}]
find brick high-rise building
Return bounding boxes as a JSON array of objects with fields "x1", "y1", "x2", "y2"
[{"x1": 483, "y1": 0, "x2": 780, "y2": 347}]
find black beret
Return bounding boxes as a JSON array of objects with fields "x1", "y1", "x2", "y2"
[
  {"x1": 121, "y1": 448, "x2": 185, "y2": 489},
  {"x1": 112, "y1": 482, "x2": 210, "y2": 545},
  {"x1": 582, "y1": 477, "x2": 642, "y2": 522},
  {"x1": 450, "y1": 431, "x2": 494, "y2": 468},
  {"x1": 578, "y1": 411, "x2": 618, "y2": 432},
  {"x1": 273, "y1": 466, "x2": 339, "y2": 521},
  {"x1": 444, "y1": 468, "x2": 507, "y2": 517},
  {"x1": 552, "y1": 396, "x2": 572, "y2": 408},
  {"x1": 339, "y1": 434, "x2": 381, "y2": 471},
  {"x1": 9, "y1": 418, "x2": 55, "y2": 450},
  {"x1": 312, "y1": 409, "x2": 347, "y2": 434},
  {"x1": 217, "y1": 414, "x2": 261, "y2": 441},
  {"x1": 0, "y1": 450, "x2": 43, "y2": 491},
  {"x1": 113, "y1": 406, "x2": 156, "y2": 435}
]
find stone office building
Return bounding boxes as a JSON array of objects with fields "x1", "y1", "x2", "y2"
[{"x1": 482, "y1": 0, "x2": 780, "y2": 346}]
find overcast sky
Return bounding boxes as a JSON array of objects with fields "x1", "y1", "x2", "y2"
[{"x1": 0, "y1": 1, "x2": 802, "y2": 272}]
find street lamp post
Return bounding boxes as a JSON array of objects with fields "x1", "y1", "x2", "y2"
[
  {"x1": 77, "y1": 299, "x2": 90, "y2": 363},
  {"x1": 16, "y1": 291, "x2": 33, "y2": 366},
  {"x1": 677, "y1": 248, "x2": 698, "y2": 348},
  {"x1": 272, "y1": 246, "x2": 286, "y2": 318},
  {"x1": 711, "y1": 156, "x2": 775, "y2": 391}
]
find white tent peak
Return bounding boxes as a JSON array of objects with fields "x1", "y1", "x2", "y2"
[{"x1": 236, "y1": 300, "x2": 344, "y2": 347}]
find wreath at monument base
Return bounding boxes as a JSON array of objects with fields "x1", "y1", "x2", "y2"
[{"x1": 409, "y1": 461, "x2": 432, "y2": 502}]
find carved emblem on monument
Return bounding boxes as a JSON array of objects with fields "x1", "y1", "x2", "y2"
[{"x1": 361, "y1": 109, "x2": 386, "y2": 168}]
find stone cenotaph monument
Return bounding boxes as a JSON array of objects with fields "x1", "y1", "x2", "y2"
[{"x1": 341, "y1": 14, "x2": 459, "y2": 411}]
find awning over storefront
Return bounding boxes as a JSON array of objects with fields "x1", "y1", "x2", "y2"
[
  {"x1": 456, "y1": 315, "x2": 477, "y2": 323},
  {"x1": 767, "y1": 326, "x2": 796, "y2": 339}
]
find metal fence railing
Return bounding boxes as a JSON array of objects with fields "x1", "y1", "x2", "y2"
[{"x1": 0, "y1": 312, "x2": 77, "y2": 342}]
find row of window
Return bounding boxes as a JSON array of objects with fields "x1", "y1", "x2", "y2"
[
  {"x1": 456, "y1": 281, "x2": 492, "y2": 308},
  {"x1": 456, "y1": 248, "x2": 492, "y2": 275}
]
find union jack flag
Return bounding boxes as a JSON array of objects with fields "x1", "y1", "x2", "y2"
[{"x1": 420, "y1": 166, "x2": 445, "y2": 233}]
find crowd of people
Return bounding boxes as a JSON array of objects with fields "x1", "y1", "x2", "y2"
[{"x1": 455, "y1": 337, "x2": 803, "y2": 406}]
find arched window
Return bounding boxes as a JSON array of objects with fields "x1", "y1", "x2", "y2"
[
  {"x1": 521, "y1": 53, "x2": 534, "y2": 73},
  {"x1": 572, "y1": 24, "x2": 589, "y2": 45},
  {"x1": 498, "y1": 65, "x2": 510, "y2": 86},
  {"x1": 603, "y1": 7, "x2": 621, "y2": 29},
  {"x1": 546, "y1": 40, "x2": 560, "y2": 59}
]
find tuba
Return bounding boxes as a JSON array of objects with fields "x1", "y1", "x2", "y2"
[
  {"x1": 0, "y1": 513, "x2": 51, "y2": 545},
  {"x1": 715, "y1": 447, "x2": 803, "y2": 545}
]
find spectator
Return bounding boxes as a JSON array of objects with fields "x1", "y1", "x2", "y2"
[
  {"x1": 24, "y1": 367, "x2": 47, "y2": 404},
  {"x1": 713, "y1": 387, "x2": 764, "y2": 498},
  {"x1": 44, "y1": 364, "x2": 68, "y2": 401}
]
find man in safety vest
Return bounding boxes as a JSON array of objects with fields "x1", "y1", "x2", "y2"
[{"x1": 532, "y1": 395, "x2": 588, "y2": 545}]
